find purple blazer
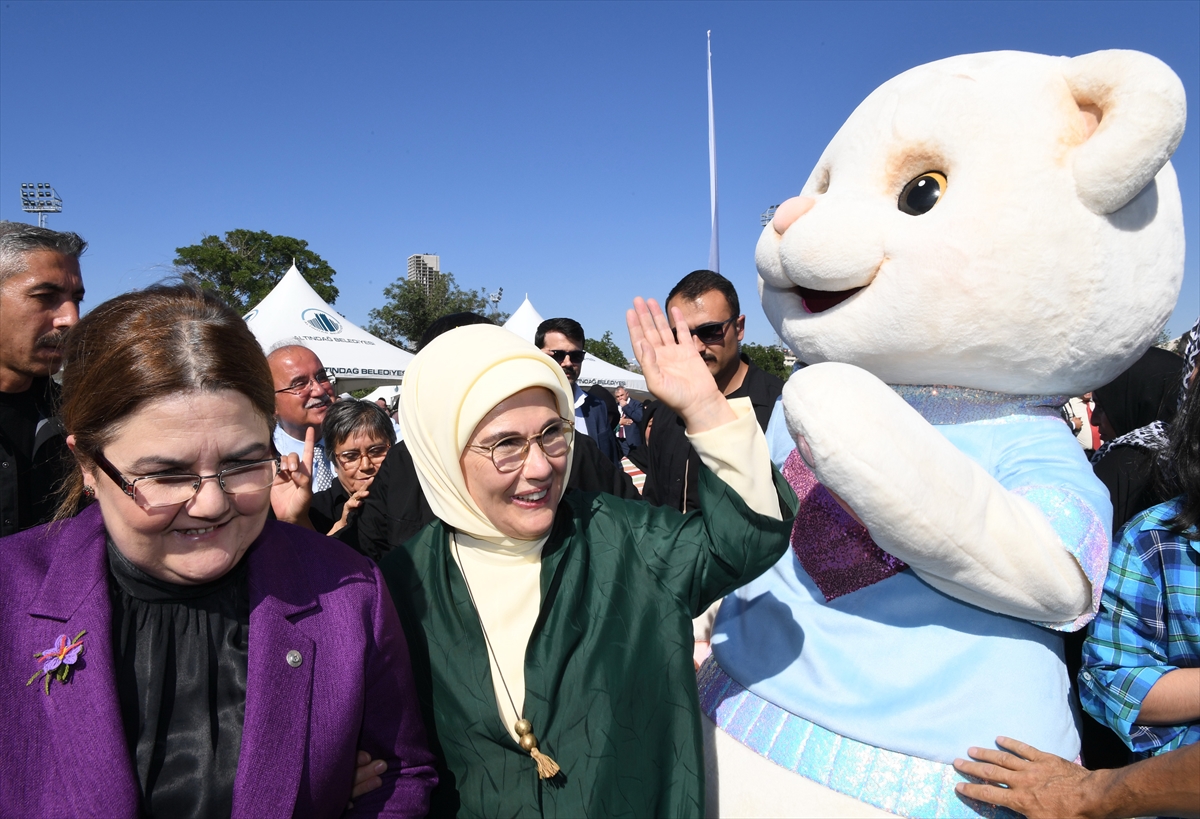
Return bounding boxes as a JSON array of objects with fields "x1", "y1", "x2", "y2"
[{"x1": 0, "y1": 504, "x2": 437, "y2": 818}]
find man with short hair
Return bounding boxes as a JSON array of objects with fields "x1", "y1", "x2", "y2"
[
  {"x1": 0, "y1": 222, "x2": 86, "y2": 536},
  {"x1": 641, "y1": 270, "x2": 784, "y2": 513},
  {"x1": 267, "y1": 344, "x2": 336, "y2": 491},
  {"x1": 536, "y1": 318, "x2": 621, "y2": 465}
]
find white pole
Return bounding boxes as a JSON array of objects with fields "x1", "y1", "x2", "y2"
[{"x1": 707, "y1": 30, "x2": 720, "y2": 273}]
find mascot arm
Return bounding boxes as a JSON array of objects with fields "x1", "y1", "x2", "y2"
[{"x1": 783, "y1": 362, "x2": 1092, "y2": 623}]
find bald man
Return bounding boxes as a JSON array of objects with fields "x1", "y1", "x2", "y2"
[{"x1": 268, "y1": 344, "x2": 336, "y2": 492}]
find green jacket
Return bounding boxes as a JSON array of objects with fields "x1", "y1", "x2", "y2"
[{"x1": 381, "y1": 466, "x2": 797, "y2": 818}]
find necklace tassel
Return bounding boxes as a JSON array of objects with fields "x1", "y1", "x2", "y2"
[{"x1": 530, "y1": 747, "x2": 560, "y2": 779}]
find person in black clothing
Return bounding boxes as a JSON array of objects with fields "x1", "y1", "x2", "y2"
[
  {"x1": 308, "y1": 399, "x2": 396, "y2": 536},
  {"x1": 353, "y1": 312, "x2": 639, "y2": 562},
  {"x1": 1090, "y1": 344, "x2": 1186, "y2": 532},
  {"x1": 0, "y1": 221, "x2": 86, "y2": 536},
  {"x1": 640, "y1": 270, "x2": 784, "y2": 513}
]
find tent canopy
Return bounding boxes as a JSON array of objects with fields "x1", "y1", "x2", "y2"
[
  {"x1": 502, "y1": 296, "x2": 647, "y2": 392},
  {"x1": 244, "y1": 265, "x2": 414, "y2": 392}
]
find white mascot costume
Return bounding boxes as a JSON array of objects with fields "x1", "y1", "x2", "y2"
[{"x1": 700, "y1": 50, "x2": 1186, "y2": 818}]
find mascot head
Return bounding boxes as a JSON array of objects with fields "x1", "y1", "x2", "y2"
[{"x1": 757, "y1": 50, "x2": 1186, "y2": 394}]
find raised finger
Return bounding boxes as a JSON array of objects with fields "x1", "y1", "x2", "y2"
[
  {"x1": 302, "y1": 426, "x2": 316, "y2": 473},
  {"x1": 634, "y1": 297, "x2": 665, "y2": 347}
]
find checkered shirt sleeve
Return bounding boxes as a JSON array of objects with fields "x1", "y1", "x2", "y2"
[{"x1": 1079, "y1": 500, "x2": 1200, "y2": 756}]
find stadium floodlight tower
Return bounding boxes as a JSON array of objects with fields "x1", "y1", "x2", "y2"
[{"x1": 20, "y1": 183, "x2": 63, "y2": 228}]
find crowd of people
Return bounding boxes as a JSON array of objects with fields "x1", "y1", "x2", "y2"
[{"x1": 0, "y1": 218, "x2": 1196, "y2": 819}]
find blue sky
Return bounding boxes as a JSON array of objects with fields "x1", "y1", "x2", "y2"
[{"x1": 2, "y1": 1, "x2": 1197, "y2": 358}]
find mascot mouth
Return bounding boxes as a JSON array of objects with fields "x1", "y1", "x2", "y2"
[{"x1": 797, "y1": 286, "x2": 865, "y2": 313}]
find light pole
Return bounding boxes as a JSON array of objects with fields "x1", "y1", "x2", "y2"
[
  {"x1": 760, "y1": 205, "x2": 779, "y2": 227},
  {"x1": 20, "y1": 183, "x2": 63, "y2": 228}
]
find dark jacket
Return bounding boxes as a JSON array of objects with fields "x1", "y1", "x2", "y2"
[
  {"x1": 356, "y1": 432, "x2": 641, "y2": 563},
  {"x1": 308, "y1": 480, "x2": 351, "y2": 535},
  {"x1": 641, "y1": 355, "x2": 784, "y2": 513},
  {"x1": 0, "y1": 378, "x2": 70, "y2": 537},
  {"x1": 578, "y1": 387, "x2": 622, "y2": 465}
]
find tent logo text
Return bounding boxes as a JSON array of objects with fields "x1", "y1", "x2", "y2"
[{"x1": 302, "y1": 309, "x2": 343, "y2": 334}]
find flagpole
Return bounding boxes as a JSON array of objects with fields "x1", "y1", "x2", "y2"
[{"x1": 707, "y1": 30, "x2": 720, "y2": 273}]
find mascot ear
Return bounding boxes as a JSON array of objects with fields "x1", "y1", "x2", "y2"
[{"x1": 1064, "y1": 49, "x2": 1186, "y2": 215}]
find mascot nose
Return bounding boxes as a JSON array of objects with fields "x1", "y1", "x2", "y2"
[{"x1": 772, "y1": 196, "x2": 816, "y2": 235}]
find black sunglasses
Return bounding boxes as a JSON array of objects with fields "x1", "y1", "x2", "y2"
[
  {"x1": 672, "y1": 316, "x2": 737, "y2": 345},
  {"x1": 545, "y1": 349, "x2": 585, "y2": 365}
]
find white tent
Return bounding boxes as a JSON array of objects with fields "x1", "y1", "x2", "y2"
[
  {"x1": 502, "y1": 296, "x2": 647, "y2": 392},
  {"x1": 244, "y1": 265, "x2": 414, "y2": 392}
]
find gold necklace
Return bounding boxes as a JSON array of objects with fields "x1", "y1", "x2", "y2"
[{"x1": 452, "y1": 533, "x2": 561, "y2": 780}]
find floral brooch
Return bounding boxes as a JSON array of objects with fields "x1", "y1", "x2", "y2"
[{"x1": 27, "y1": 631, "x2": 86, "y2": 695}]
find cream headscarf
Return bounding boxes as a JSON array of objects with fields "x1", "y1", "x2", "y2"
[{"x1": 400, "y1": 324, "x2": 575, "y2": 546}]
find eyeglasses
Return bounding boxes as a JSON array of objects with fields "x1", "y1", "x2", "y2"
[
  {"x1": 671, "y1": 316, "x2": 737, "y2": 345},
  {"x1": 91, "y1": 450, "x2": 280, "y2": 509},
  {"x1": 465, "y1": 419, "x2": 574, "y2": 473},
  {"x1": 275, "y1": 370, "x2": 336, "y2": 395},
  {"x1": 334, "y1": 443, "x2": 391, "y2": 468},
  {"x1": 544, "y1": 349, "x2": 585, "y2": 365}
]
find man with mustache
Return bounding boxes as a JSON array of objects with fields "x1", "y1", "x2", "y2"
[
  {"x1": 267, "y1": 344, "x2": 337, "y2": 492},
  {"x1": 0, "y1": 221, "x2": 86, "y2": 535},
  {"x1": 640, "y1": 270, "x2": 784, "y2": 514}
]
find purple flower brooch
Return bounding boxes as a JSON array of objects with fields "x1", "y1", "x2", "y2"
[{"x1": 27, "y1": 631, "x2": 86, "y2": 695}]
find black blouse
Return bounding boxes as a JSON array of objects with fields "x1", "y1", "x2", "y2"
[{"x1": 107, "y1": 539, "x2": 250, "y2": 819}]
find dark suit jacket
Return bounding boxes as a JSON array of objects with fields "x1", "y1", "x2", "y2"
[
  {"x1": 616, "y1": 398, "x2": 645, "y2": 455},
  {"x1": 579, "y1": 388, "x2": 622, "y2": 465},
  {"x1": 0, "y1": 378, "x2": 70, "y2": 537},
  {"x1": 0, "y1": 504, "x2": 438, "y2": 818},
  {"x1": 356, "y1": 433, "x2": 641, "y2": 563}
]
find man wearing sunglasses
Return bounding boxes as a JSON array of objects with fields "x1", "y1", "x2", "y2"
[
  {"x1": 536, "y1": 318, "x2": 622, "y2": 466},
  {"x1": 267, "y1": 344, "x2": 337, "y2": 492},
  {"x1": 641, "y1": 270, "x2": 785, "y2": 514}
]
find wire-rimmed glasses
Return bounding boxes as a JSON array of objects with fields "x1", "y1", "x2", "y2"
[
  {"x1": 274, "y1": 369, "x2": 336, "y2": 395},
  {"x1": 465, "y1": 419, "x2": 574, "y2": 473},
  {"x1": 91, "y1": 450, "x2": 280, "y2": 508}
]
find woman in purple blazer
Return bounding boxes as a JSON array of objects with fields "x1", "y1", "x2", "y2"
[{"x1": 0, "y1": 284, "x2": 436, "y2": 818}]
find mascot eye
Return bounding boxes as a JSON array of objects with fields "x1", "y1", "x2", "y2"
[{"x1": 898, "y1": 171, "x2": 947, "y2": 215}]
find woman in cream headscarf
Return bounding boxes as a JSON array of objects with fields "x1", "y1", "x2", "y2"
[{"x1": 381, "y1": 298, "x2": 797, "y2": 817}]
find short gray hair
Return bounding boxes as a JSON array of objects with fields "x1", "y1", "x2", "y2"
[
  {"x1": 321, "y1": 399, "x2": 396, "y2": 452},
  {"x1": 0, "y1": 221, "x2": 87, "y2": 284}
]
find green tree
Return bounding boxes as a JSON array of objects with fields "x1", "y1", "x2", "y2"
[
  {"x1": 742, "y1": 342, "x2": 791, "y2": 381},
  {"x1": 367, "y1": 273, "x2": 509, "y2": 351},
  {"x1": 584, "y1": 330, "x2": 629, "y2": 369},
  {"x1": 174, "y1": 229, "x2": 338, "y2": 313}
]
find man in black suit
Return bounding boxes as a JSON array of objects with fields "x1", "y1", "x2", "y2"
[
  {"x1": 536, "y1": 317, "x2": 622, "y2": 466},
  {"x1": 613, "y1": 386, "x2": 644, "y2": 456}
]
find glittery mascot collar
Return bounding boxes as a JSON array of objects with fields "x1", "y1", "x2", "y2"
[{"x1": 889, "y1": 385, "x2": 1069, "y2": 425}]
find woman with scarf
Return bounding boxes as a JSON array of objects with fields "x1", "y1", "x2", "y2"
[{"x1": 380, "y1": 298, "x2": 797, "y2": 817}]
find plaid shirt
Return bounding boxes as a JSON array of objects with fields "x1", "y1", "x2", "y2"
[{"x1": 1080, "y1": 497, "x2": 1200, "y2": 756}]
